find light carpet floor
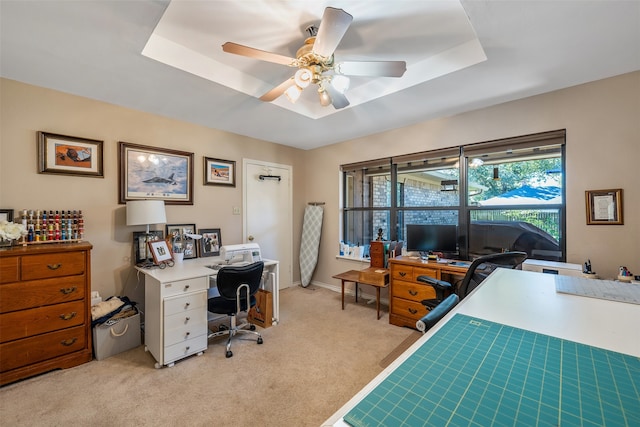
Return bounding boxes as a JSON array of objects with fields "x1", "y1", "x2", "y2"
[{"x1": 0, "y1": 285, "x2": 414, "y2": 427}]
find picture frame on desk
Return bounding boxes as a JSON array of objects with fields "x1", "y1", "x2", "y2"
[
  {"x1": 198, "y1": 228, "x2": 221, "y2": 257},
  {"x1": 148, "y1": 240, "x2": 172, "y2": 264},
  {"x1": 118, "y1": 142, "x2": 194, "y2": 205},
  {"x1": 133, "y1": 231, "x2": 164, "y2": 265},
  {"x1": 37, "y1": 131, "x2": 104, "y2": 178},
  {"x1": 166, "y1": 223, "x2": 197, "y2": 259},
  {"x1": 0, "y1": 209, "x2": 13, "y2": 222},
  {"x1": 586, "y1": 188, "x2": 623, "y2": 225}
]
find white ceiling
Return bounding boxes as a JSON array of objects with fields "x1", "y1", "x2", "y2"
[{"x1": 1, "y1": 1, "x2": 639, "y2": 150}]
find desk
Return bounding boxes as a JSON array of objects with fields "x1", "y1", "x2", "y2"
[
  {"x1": 323, "y1": 269, "x2": 640, "y2": 426},
  {"x1": 333, "y1": 268, "x2": 389, "y2": 320},
  {"x1": 388, "y1": 256, "x2": 469, "y2": 328},
  {"x1": 136, "y1": 258, "x2": 279, "y2": 368}
]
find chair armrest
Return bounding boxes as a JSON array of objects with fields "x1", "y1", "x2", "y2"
[
  {"x1": 416, "y1": 275, "x2": 452, "y2": 292},
  {"x1": 415, "y1": 294, "x2": 460, "y2": 333}
]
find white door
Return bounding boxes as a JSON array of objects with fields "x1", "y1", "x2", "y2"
[{"x1": 243, "y1": 159, "x2": 293, "y2": 289}]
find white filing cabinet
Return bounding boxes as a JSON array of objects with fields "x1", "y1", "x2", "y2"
[{"x1": 144, "y1": 274, "x2": 209, "y2": 368}]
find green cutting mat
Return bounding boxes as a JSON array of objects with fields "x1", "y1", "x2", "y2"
[{"x1": 344, "y1": 314, "x2": 640, "y2": 427}]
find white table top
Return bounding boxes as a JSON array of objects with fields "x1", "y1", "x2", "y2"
[
  {"x1": 135, "y1": 257, "x2": 278, "y2": 282},
  {"x1": 323, "y1": 269, "x2": 640, "y2": 426}
]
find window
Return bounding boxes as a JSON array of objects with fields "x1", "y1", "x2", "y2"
[{"x1": 341, "y1": 130, "x2": 566, "y2": 261}]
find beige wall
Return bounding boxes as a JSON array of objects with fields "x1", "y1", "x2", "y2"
[
  {"x1": 304, "y1": 71, "x2": 640, "y2": 284},
  {"x1": 2, "y1": 72, "x2": 638, "y2": 305},
  {"x1": 0, "y1": 78, "x2": 306, "y2": 305}
]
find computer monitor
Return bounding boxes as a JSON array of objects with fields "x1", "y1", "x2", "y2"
[{"x1": 406, "y1": 224, "x2": 458, "y2": 254}]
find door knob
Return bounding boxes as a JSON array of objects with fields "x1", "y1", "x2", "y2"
[{"x1": 248, "y1": 235, "x2": 254, "y2": 241}]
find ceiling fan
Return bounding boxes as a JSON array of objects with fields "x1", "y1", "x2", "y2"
[{"x1": 222, "y1": 7, "x2": 407, "y2": 109}]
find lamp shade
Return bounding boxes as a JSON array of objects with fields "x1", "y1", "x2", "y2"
[{"x1": 126, "y1": 200, "x2": 166, "y2": 227}]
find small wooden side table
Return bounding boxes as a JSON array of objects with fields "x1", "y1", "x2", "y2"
[{"x1": 332, "y1": 268, "x2": 390, "y2": 319}]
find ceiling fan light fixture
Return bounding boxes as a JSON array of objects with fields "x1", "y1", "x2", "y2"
[
  {"x1": 294, "y1": 68, "x2": 312, "y2": 88},
  {"x1": 331, "y1": 75, "x2": 350, "y2": 93},
  {"x1": 285, "y1": 85, "x2": 302, "y2": 103},
  {"x1": 318, "y1": 88, "x2": 332, "y2": 106}
]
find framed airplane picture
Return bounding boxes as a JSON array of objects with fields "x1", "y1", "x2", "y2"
[{"x1": 119, "y1": 142, "x2": 194, "y2": 205}]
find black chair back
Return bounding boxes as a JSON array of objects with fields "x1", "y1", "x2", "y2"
[
  {"x1": 216, "y1": 261, "x2": 264, "y2": 301},
  {"x1": 457, "y1": 252, "x2": 528, "y2": 298}
]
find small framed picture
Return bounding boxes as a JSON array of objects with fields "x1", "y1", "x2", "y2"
[
  {"x1": 585, "y1": 189, "x2": 623, "y2": 225},
  {"x1": 198, "y1": 228, "x2": 221, "y2": 257},
  {"x1": 0, "y1": 209, "x2": 13, "y2": 222},
  {"x1": 38, "y1": 132, "x2": 104, "y2": 178},
  {"x1": 148, "y1": 240, "x2": 172, "y2": 264},
  {"x1": 204, "y1": 157, "x2": 236, "y2": 187},
  {"x1": 166, "y1": 223, "x2": 197, "y2": 259},
  {"x1": 133, "y1": 231, "x2": 164, "y2": 264}
]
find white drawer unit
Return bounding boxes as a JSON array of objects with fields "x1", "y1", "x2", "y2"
[{"x1": 143, "y1": 272, "x2": 209, "y2": 368}]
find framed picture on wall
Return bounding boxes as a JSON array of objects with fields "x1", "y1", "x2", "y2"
[
  {"x1": 166, "y1": 223, "x2": 197, "y2": 259},
  {"x1": 119, "y1": 142, "x2": 194, "y2": 205},
  {"x1": 585, "y1": 188, "x2": 623, "y2": 225},
  {"x1": 203, "y1": 157, "x2": 236, "y2": 187},
  {"x1": 198, "y1": 228, "x2": 221, "y2": 257},
  {"x1": 38, "y1": 131, "x2": 104, "y2": 178}
]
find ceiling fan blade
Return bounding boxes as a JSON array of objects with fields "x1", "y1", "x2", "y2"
[
  {"x1": 335, "y1": 61, "x2": 407, "y2": 77},
  {"x1": 222, "y1": 42, "x2": 296, "y2": 66},
  {"x1": 259, "y1": 77, "x2": 296, "y2": 102},
  {"x1": 325, "y1": 85, "x2": 350, "y2": 109},
  {"x1": 312, "y1": 7, "x2": 353, "y2": 58}
]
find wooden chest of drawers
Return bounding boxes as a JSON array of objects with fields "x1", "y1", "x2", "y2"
[
  {"x1": 0, "y1": 242, "x2": 93, "y2": 385},
  {"x1": 388, "y1": 257, "x2": 467, "y2": 329}
]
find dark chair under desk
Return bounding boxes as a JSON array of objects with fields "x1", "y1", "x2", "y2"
[
  {"x1": 416, "y1": 251, "x2": 528, "y2": 332},
  {"x1": 207, "y1": 261, "x2": 264, "y2": 358}
]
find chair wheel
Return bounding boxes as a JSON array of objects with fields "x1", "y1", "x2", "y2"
[
  {"x1": 226, "y1": 350, "x2": 233, "y2": 358},
  {"x1": 249, "y1": 324, "x2": 256, "y2": 331},
  {"x1": 257, "y1": 337, "x2": 263, "y2": 344}
]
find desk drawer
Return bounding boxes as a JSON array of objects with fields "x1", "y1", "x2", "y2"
[
  {"x1": 392, "y1": 265, "x2": 414, "y2": 281},
  {"x1": 164, "y1": 334, "x2": 207, "y2": 365},
  {"x1": 164, "y1": 311, "x2": 207, "y2": 346},
  {"x1": 0, "y1": 300, "x2": 85, "y2": 343},
  {"x1": 164, "y1": 291, "x2": 207, "y2": 316},
  {"x1": 161, "y1": 277, "x2": 208, "y2": 298},
  {"x1": 393, "y1": 280, "x2": 435, "y2": 302},
  {"x1": 413, "y1": 266, "x2": 438, "y2": 281},
  {"x1": 21, "y1": 252, "x2": 85, "y2": 281},
  {"x1": 391, "y1": 297, "x2": 429, "y2": 321}
]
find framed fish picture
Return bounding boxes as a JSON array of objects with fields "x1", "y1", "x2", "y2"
[
  {"x1": 119, "y1": 142, "x2": 194, "y2": 205},
  {"x1": 38, "y1": 131, "x2": 104, "y2": 178}
]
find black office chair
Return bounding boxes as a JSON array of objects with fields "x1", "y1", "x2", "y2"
[
  {"x1": 207, "y1": 261, "x2": 264, "y2": 358},
  {"x1": 415, "y1": 252, "x2": 528, "y2": 331}
]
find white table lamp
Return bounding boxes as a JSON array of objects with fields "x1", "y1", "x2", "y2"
[{"x1": 126, "y1": 200, "x2": 166, "y2": 232}]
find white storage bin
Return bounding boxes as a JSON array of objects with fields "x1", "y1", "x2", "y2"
[{"x1": 93, "y1": 313, "x2": 141, "y2": 360}]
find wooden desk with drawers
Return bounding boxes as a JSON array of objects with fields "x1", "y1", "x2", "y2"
[{"x1": 388, "y1": 256, "x2": 469, "y2": 328}]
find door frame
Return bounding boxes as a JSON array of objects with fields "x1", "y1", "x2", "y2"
[{"x1": 243, "y1": 158, "x2": 293, "y2": 288}]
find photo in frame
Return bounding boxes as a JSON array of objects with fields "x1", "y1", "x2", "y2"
[
  {"x1": 204, "y1": 157, "x2": 236, "y2": 187},
  {"x1": 38, "y1": 131, "x2": 104, "y2": 177},
  {"x1": 0, "y1": 209, "x2": 14, "y2": 222},
  {"x1": 585, "y1": 188, "x2": 623, "y2": 225},
  {"x1": 198, "y1": 228, "x2": 221, "y2": 257},
  {"x1": 133, "y1": 230, "x2": 164, "y2": 264},
  {"x1": 148, "y1": 240, "x2": 172, "y2": 264},
  {"x1": 166, "y1": 223, "x2": 197, "y2": 259},
  {"x1": 119, "y1": 142, "x2": 194, "y2": 205}
]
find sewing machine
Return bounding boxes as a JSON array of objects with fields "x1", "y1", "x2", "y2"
[{"x1": 219, "y1": 243, "x2": 262, "y2": 264}]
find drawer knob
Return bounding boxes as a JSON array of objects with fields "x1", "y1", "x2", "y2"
[
  {"x1": 185, "y1": 302, "x2": 190, "y2": 308},
  {"x1": 47, "y1": 263, "x2": 62, "y2": 270},
  {"x1": 60, "y1": 337, "x2": 78, "y2": 346},
  {"x1": 408, "y1": 290, "x2": 418, "y2": 296},
  {"x1": 184, "y1": 285, "x2": 190, "y2": 290},
  {"x1": 185, "y1": 332, "x2": 190, "y2": 337},
  {"x1": 408, "y1": 308, "x2": 418, "y2": 315},
  {"x1": 185, "y1": 317, "x2": 190, "y2": 323},
  {"x1": 60, "y1": 287, "x2": 77, "y2": 295},
  {"x1": 399, "y1": 272, "x2": 407, "y2": 277},
  {"x1": 59, "y1": 312, "x2": 77, "y2": 321}
]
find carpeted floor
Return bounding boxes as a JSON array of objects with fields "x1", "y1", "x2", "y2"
[{"x1": 0, "y1": 285, "x2": 414, "y2": 427}]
